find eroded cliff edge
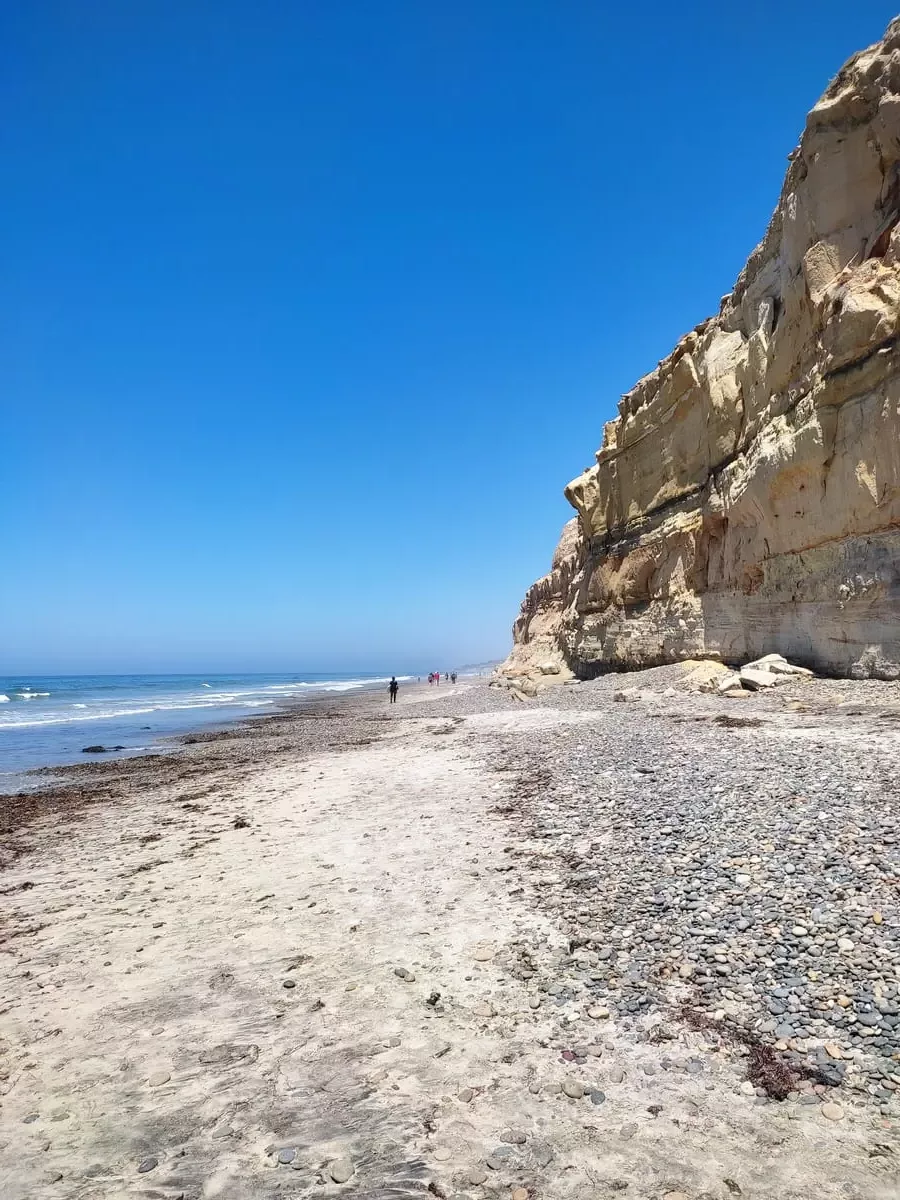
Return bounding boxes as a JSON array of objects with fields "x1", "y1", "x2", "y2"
[{"x1": 503, "y1": 19, "x2": 900, "y2": 684}]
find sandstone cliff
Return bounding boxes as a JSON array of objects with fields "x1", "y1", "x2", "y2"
[{"x1": 503, "y1": 19, "x2": 900, "y2": 684}]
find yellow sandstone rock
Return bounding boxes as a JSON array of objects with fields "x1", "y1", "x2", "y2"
[{"x1": 502, "y1": 18, "x2": 900, "y2": 684}]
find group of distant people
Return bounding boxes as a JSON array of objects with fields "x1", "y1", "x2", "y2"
[{"x1": 388, "y1": 670, "x2": 457, "y2": 704}]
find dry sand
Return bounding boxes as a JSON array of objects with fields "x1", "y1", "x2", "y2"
[{"x1": 1, "y1": 680, "x2": 898, "y2": 1199}]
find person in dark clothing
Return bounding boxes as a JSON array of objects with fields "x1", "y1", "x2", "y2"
[{"x1": 389, "y1": 676, "x2": 399, "y2": 703}]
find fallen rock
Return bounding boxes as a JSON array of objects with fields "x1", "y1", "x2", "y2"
[
  {"x1": 739, "y1": 668, "x2": 779, "y2": 691},
  {"x1": 743, "y1": 653, "x2": 813, "y2": 677},
  {"x1": 716, "y1": 671, "x2": 744, "y2": 694}
]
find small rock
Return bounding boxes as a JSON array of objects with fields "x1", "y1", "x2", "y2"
[
  {"x1": 137, "y1": 1157, "x2": 158, "y2": 1174},
  {"x1": 148, "y1": 1071, "x2": 171, "y2": 1087},
  {"x1": 394, "y1": 967, "x2": 416, "y2": 982},
  {"x1": 562, "y1": 1078, "x2": 584, "y2": 1099},
  {"x1": 473, "y1": 1001, "x2": 496, "y2": 1018},
  {"x1": 821, "y1": 1102, "x2": 845, "y2": 1122},
  {"x1": 329, "y1": 1158, "x2": 354, "y2": 1184},
  {"x1": 512, "y1": 1189, "x2": 529, "y2": 1200},
  {"x1": 472, "y1": 946, "x2": 495, "y2": 962},
  {"x1": 433, "y1": 1147, "x2": 452, "y2": 1161},
  {"x1": 282, "y1": 980, "x2": 296, "y2": 989},
  {"x1": 468, "y1": 1168, "x2": 488, "y2": 1185},
  {"x1": 587, "y1": 1006, "x2": 610, "y2": 1020},
  {"x1": 500, "y1": 1129, "x2": 527, "y2": 1145},
  {"x1": 277, "y1": 1148, "x2": 296, "y2": 1164},
  {"x1": 458, "y1": 1087, "x2": 474, "y2": 1103}
]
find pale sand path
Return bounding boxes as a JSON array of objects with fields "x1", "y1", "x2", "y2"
[{"x1": 1, "y1": 697, "x2": 897, "y2": 1198}]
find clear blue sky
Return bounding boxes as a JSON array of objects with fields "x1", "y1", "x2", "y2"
[{"x1": 3, "y1": 2, "x2": 896, "y2": 673}]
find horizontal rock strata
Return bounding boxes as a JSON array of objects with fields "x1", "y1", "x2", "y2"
[{"x1": 504, "y1": 19, "x2": 900, "y2": 682}]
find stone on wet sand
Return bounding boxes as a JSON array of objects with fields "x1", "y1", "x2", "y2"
[{"x1": 329, "y1": 1157, "x2": 355, "y2": 1184}]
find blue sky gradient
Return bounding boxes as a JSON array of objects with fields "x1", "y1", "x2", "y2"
[{"x1": 4, "y1": 1, "x2": 897, "y2": 672}]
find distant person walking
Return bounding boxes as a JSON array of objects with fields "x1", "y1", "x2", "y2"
[
  {"x1": 451, "y1": 672, "x2": 457, "y2": 684},
  {"x1": 389, "y1": 676, "x2": 399, "y2": 704}
]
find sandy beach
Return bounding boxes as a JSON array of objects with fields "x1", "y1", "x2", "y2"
[{"x1": 2, "y1": 674, "x2": 899, "y2": 1199}]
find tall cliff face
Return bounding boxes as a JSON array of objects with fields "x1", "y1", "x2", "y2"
[{"x1": 504, "y1": 20, "x2": 900, "y2": 682}]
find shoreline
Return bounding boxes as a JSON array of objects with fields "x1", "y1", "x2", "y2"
[
  {"x1": 0, "y1": 673, "x2": 430, "y2": 788},
  {"x1": 1, "y1": 669, "x2": 899, "y2": 1198},
  {"x1": 0, "y1": 677, "x2": 450, "y2": 839}
]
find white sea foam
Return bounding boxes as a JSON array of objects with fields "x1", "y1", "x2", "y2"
[
  {"x1": 0, "y1": 675, "x2": 399, "y2": 730},
  {"x1": 14, "y1": 691, "x2": 50, "y2": 699},
  {"x1": 0, "y1": 695, "x2": 9, "y2": 703}
]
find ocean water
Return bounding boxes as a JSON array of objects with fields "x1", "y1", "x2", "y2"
[{"x1": 0, "y1": 672, "x2": 405, "y2": 786}]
